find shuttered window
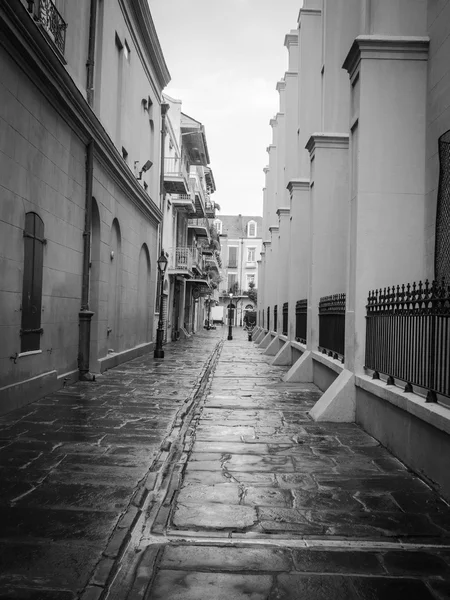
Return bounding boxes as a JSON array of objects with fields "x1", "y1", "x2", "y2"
[
  {"x1": 228, "y1": 246, "x2": 237, "y2": 267},
  {"x1": 21, "y1": 213, "x2": 45, "y2": 352}
]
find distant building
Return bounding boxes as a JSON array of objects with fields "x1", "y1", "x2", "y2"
[
  {"x1": 214, "y1": 215, "x2": 262, "y2": 326},
  {"x1": 162, "y1": 94, "x2": 219, "y2": 339}
]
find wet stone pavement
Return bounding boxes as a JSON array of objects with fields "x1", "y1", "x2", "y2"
[{"x1": 1, "y1": 329, "x2": 450, "y2": 599}]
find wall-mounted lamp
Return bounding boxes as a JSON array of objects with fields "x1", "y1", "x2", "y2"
[{"x1": 134, "y1": 159, "x2": 153, "y2": 180}]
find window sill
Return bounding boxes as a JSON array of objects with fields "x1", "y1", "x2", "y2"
[{"x1": 18, "y1": 350, "x2": 42, "y2": 358}]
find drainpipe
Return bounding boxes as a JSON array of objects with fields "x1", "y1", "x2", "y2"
[
  {"x1": 78, "y1": 139, "x2": 95, "y2": 381},
  {"x1": 159, "y1": 103, "x2": 170, "y2": 253},
  {"x1": 86, "y1": 0, "x2": 97, "y2": 107}
]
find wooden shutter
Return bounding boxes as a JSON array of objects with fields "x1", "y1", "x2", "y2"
[{"x1": 21, "y1": 213, "x2": 45, "y2": 352}]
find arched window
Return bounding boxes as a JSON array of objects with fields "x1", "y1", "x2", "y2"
[
  {"x1": 21, "y1": 212, "x2": 45, "y2": 352},
  {"x1": 247, "y1": 220, "x2": 257, "y2": 237},
  {"x1": 436, "y1": 130, "x2": 450, "y2": 283}
]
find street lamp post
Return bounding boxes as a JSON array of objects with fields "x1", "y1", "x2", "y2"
[
  {"x1": 154, "y1": 251, "x2": 168, "y2": 359},
  {"x1": 207, "y1": 294, "x2": 211, "y2": 330},
  {"x1": 227, "y1": 292, "x2": 233, "y2": 341}
]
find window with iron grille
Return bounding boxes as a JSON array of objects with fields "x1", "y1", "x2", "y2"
[
  {"x1": 21, "y1": 213, "x2": 45, "y2": 352},
  {"x1": 436, "y1": 130, "x2": 450, "y2": 284}
]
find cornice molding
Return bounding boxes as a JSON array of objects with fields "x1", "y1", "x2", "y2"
[
  {"x1": 285, "y1": 70, "x2": 298, "y2": 78},
  {"x1": 298, "y1": 7, "x2": 322, "y2": 26},
  {"x1": 276, "y1": 80, "x2": 286, "y2": 92},
  {"x1": 270, "y1": 118, "x2": 278, "y2": 127},
  {"x1": 128, "y1": 0, "x2": 170, "y2": 89},
  {"x1": 263, "y1": 241, "x2": 271, "y2": 248},
  {"x1": 0, "y1": 0, "x2": 162, "y2": 226},
  {"x1": 306, "y1": 133, "x2": 349, "y2": 157},
  {"x1": 277, "y1": 207, "x2": 290, "y2": 218},
  {"x1": 284, "y1": 31, "x2": 298, "y2": 48},
  {"x1": 263, "y1": 166, "x2": 270, "y2": 174},
  {"x1": 343, "y1": 35, "x2": 429, "y2": 79},
  {"x1": 287, "y1": 178, "x2": 310, "y2": 194},
  {"x1": 269, "y1": 226, "x2": 279, "y2": 234}
]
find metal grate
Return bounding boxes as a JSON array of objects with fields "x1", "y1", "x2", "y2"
[
  {"x1": 365, "y1": 280, "x2": 450, "y2": 400},
  {"x1": 295, "y1": 299, "x2": 307, "y2": 343},
  {"x1": 436, "y1": 131, "x2": 450, "y2": 285},
  {"x1": 318, "y1": 294, "x2": 346, "y2": 359},
  {"x1": 282, "y1": 302, "x2": 288, "y2": 336}
]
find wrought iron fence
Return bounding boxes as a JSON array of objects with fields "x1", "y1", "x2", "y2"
[
  {"x1": 318, "y1": 294, "x2": 346, "y2": 359},
  {"x1": 267, "y1": 307, "x2": 270, "y2": 332},
  {"x1": 295, "y1": 299, "x2": 307, "y2": 343},
  {"x1": 365, "y1": 280, "x2": 450, "y2": 401},
  {"x1": 282, "y1": 302, "x2": 288, "y2": 336},
  {"x1": 273, "y1": 305, "x2": 278, "y2": 333}
]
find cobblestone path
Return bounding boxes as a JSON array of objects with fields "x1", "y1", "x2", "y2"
[{"x1": 1, "y1": 328, "x2": 450, "y2": 599}]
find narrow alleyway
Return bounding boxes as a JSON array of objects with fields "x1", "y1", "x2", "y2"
[{"x1": 1, "y1": 329, "x2": 450, "y2": 599}]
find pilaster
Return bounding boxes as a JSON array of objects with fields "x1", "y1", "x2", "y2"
[{"x1": 343, "y1": 35, "x2": 429, "y2": 374}]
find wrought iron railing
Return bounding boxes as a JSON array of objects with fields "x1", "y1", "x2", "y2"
[
  {"x1": 365, "y1": 280, "x2": 450, "y2": 401},
  {"x1": 173, "y1": 247, "x2": 202, "y2": 272},
  {"x1": 282, "y1": 302, "x2": 288, "y2": 336},
  {"x1": 295, "y1": 299, "x2": 307, "y2": 343},
  {"x1": 273, "y1": 305, "x2": 278, "y2": 332},
  {"x1": 165, "y1": 157, "x2": 189, "y2": 180},
  {"x1": 29, "y1": 0, "x2": 67, "y2": 55},
  {"x1": 318, "y1": 294, "x2": 346, "y2": 359},
  {"x1": 267, "y1": 306, "x2": 270, "y2": 331}
]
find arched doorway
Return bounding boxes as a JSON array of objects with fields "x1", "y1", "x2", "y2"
[
  {"x1": 107, "y1": 219, "x2": 121, "y2": 352},
  {"x1": 137, "y1": 244, "x2": 151, "y2": 344}
]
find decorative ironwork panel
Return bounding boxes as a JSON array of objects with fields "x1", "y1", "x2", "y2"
[
  {"x1": 282, "y1": 302, "x2": 288, "y2": 336},
  {"x1": 365, "y1": 280, "x2": 450, "y2": 399},
  {"x1": 273, "y1": 305, "x2": 278, "y2": 333},
  {"x1": 436, "y1": 131, "x2": 450, "y2": 285},
  {"x1": 295, "y1": 299, "x2": 307, "y2": 343},
  {"x1": 37, "y1": 0, "x2": 67, "y2": 55},
  {"x1": 318, "y1": 293, "x2": 346, "y2": 359}
]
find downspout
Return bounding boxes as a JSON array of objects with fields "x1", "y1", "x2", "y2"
[
  {"x1": 159, "y1": 103, "x2": 170, "y2": 253},
  {"x1": 78, "y1": 139, "x2": 95, "y2": 381},
  {"x1": 86, "y1": 0, "x2": 98, "y2": 107},
  {"x1": 155, "y1": 103, "x2": 169, "y2": 340}
]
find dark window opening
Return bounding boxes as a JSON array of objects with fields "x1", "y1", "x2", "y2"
[
  {"x1": 436, "y1": 130, "x2": 450, "y2": 284},
  {"x1": 21, "y1": 212, "x2": 45, "y2": 352}
]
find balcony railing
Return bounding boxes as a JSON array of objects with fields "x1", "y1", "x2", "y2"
[
  {"x1": 29, "y1": 0, "x2": 67, "y2": 55},
  {"x1": 295, "y1": 299, "x2": 307, "y2": 343},
  {"x1": 188, "y1": 217, "x2": 209, "y2": 234},
  {"x1": 365, "y1": 280, "x2": 450, "y2": 401},
  {"x1": 282, "y1": 302, "x2": 288, "y2": 336},
  {"x1": 173, "y1": 247, "x2": 203, "y2": 273},
  {"x1": 318, "y1": 293, "x2": 346, "y2": 359}
]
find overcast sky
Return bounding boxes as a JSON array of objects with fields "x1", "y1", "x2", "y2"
[{"x1": 149, "y1": 0, "x2": 302, "y2": 216}]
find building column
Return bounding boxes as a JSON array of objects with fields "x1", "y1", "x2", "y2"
[
  {"x1": 277, "y1": 208, "x2": 290, "y2": 336},
  {"x1": 305, "y1": 134, "x2": 349, "y2": 352},
  {"x1": 343, "y1": 35, "x2": 429, "y2": 374},
  {"x1": 287, "y1": 179, "x2": 310, "y2": 340}
]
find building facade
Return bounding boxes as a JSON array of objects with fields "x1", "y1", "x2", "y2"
[
  {"x1": 0, "y1": 0, "x2": 170, "y2": 413},
  {"x1": 215, "y1": 215, "x2": 262, "y2": 326},
  {"x1": 162, "y1": 95, "x2": 220, "y2": 340},
  {"x1": 255, "y1": 0, "x2": 450, "y2": 499}
]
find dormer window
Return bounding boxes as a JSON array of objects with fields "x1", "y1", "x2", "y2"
[
  {"x1": 214, "y1": 219, "x2": 222, "y2": 235},
  {"x1": 247, "y1": 220, "x2": 256, "y2": 237}
]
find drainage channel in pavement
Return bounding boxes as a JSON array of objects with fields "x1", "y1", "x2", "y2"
[{"x1": 98, "y1": 339, "x2": 224, "y2": 600}]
